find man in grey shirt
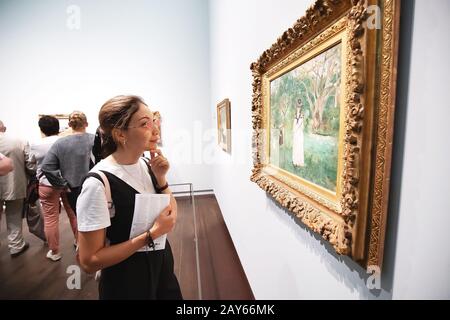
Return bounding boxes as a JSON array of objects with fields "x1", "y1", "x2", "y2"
[{"x1": 42, "y1": 111, "x2": 94, "y2": 215}]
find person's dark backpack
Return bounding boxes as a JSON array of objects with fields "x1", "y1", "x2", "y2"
[
  {"x1": 23, "y1": 176, "x2": 46, "y2": 241},
  {"x1": 91, "y1": 127, "x2": 104, "y2": 166}
]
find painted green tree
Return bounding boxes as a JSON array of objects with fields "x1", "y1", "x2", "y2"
[{"x1": 270, "y1": 43, "x2": 342, "y2": 192}]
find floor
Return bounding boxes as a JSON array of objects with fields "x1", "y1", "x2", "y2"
[{"x1": 0, "y1": 195, "x2": 254, "y2": 300}]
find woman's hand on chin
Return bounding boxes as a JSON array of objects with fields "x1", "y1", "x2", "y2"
[{"x1": 149, "y1": 148, "x2": 169, "y2": 184}]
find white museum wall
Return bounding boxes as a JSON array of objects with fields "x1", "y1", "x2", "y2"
[
  {"x1": 0, "y1": 0, "x2": 212, "y2": 191},
  {"x1": 389, "y1": 0, "x2": 450, "y2": 299},
  {"x1": 209, "y1": 0, "x2": 450, "y2": 299}
]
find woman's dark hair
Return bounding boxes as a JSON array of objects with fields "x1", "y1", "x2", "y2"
[
  {"x1": 98, "y1": 95, "x2": 147, "y2": 157},
  {"x1": 38, "y1": 115, "x2": 60, "y2": 136}
]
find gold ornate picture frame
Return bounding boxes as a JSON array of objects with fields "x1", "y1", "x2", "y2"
[
  {"x1": 250, "y1": 0, "x2": 400, "y2": 269},
  {"x1": 153, "y1": 111, "x2": 163, "y2": 146},
  {"x1": 38, "y1": 114, "x2": 72, "y2": 136},
  {"x1": 217, "y1": 98, "x2": 231, "y2": 153}
]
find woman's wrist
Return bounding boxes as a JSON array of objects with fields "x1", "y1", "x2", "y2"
[
  {"x1": 155, "y1": 177, "x2": 167, "y2": 188},
  {"x1": 155, "y1": 176, "x2": 169, "y2": 193},
  {"x1": 146, "y1": 230, "x2": 155, "y2": 249},
  {"x1": 136, "y1": 230, "x2": 157, "y2": 249},
  {"x1": 136, "y1": 232, "x2": 149, "y2": 248},
  {"x1": 149, "y1": 227, "x2": 159, "y2": 240}
]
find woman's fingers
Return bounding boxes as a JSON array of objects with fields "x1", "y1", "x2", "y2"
[
  {"x1": 151, "y1": 156, "x2": 166, "y2": 166},
  {"x1": 149, "y1": 149, "x2": 163, "y2": 159},
  {"x1": 160, "y1": 204, "x2": 171, "y2": 215},
  {"x1": 151, "y1": 157, "x2": 170, "y2": 172},
  {"x1": 154, "y1": 205, "x2": 176, "y2": 234},
  {"x1": 150, "y1": 154, "x2": 167, "y2": 166},
  {"x1": 149, "y1": 149, "x2": 170, "y2": 175}
]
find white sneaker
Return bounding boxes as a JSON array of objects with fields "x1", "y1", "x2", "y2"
[{"x1": 46, "y1": 250, "x2": 62, "y2": 261}]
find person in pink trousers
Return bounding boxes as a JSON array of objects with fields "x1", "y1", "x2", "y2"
[{"x1": 32, "y1": 116, "x2": 78, "y2": 261}]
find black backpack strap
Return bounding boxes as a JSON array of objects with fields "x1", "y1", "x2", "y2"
[
  {"x1": 141, "y1": 157, "x2": 163, "y2": 194},
  {"x1": 83, "y1": 172, "x2": 103, "y2": 186}
]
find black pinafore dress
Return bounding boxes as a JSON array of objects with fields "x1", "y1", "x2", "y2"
[{"x1": 86, "y1": 169, "x2": 182, "y2": 300}]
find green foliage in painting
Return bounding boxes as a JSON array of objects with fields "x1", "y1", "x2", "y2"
[{"x1": 270, "y1": 43, "x2": 342, "y2": 192}]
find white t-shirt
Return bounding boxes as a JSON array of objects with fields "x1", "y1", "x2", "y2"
[
  {"x1": 30, "y1": 135, "x2": 60, "y2": 186},
  {"x1": 77, "y1": 156, "x2": 156, "y2": 232}
]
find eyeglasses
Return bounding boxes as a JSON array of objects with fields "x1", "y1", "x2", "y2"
[{"x1": 127, "y1": 118, "x2": 157, "y2": 129}]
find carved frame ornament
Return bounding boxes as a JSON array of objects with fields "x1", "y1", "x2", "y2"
[{"x1": 250, "y1": 0, "x2": 400, "y2": 268}]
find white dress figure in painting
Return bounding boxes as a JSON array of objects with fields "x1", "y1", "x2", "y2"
[{"x1": 292, "y1": 99, "x2": 305, "y2": 167}]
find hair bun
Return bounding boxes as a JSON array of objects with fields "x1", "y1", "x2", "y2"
[{"x1": 69, "y1": 110, "x2": 87, "y2": 130}]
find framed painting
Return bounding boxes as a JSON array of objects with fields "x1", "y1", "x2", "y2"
[
  {"x1": 39, "y1": 114, "x2": 71, "y2": 136},
  {"x1": 153, "y1": 111, "x2": 163, "y2": 146},
  {"x1": 250, "y1": 0, "x2": 400, "y2": 269},
  {"x1": 217, "y1": 98, "x2": 231, "y2": 153}
]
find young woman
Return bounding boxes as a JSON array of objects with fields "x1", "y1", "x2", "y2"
[
  {"x1": 76, "y1": 95, "x2": 182, "y2": 300},
  {"x1": 32, "y1": 115, "x2": 77, "y2": 261}
]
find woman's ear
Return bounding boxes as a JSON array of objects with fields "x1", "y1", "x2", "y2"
[{"x1": 111, "y1": 127, "x2": 125, "y2": 145}]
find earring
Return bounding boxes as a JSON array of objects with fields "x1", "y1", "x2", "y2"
[{"x1": 123, "y1": 139, "x2": 127, "y2": 146}]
